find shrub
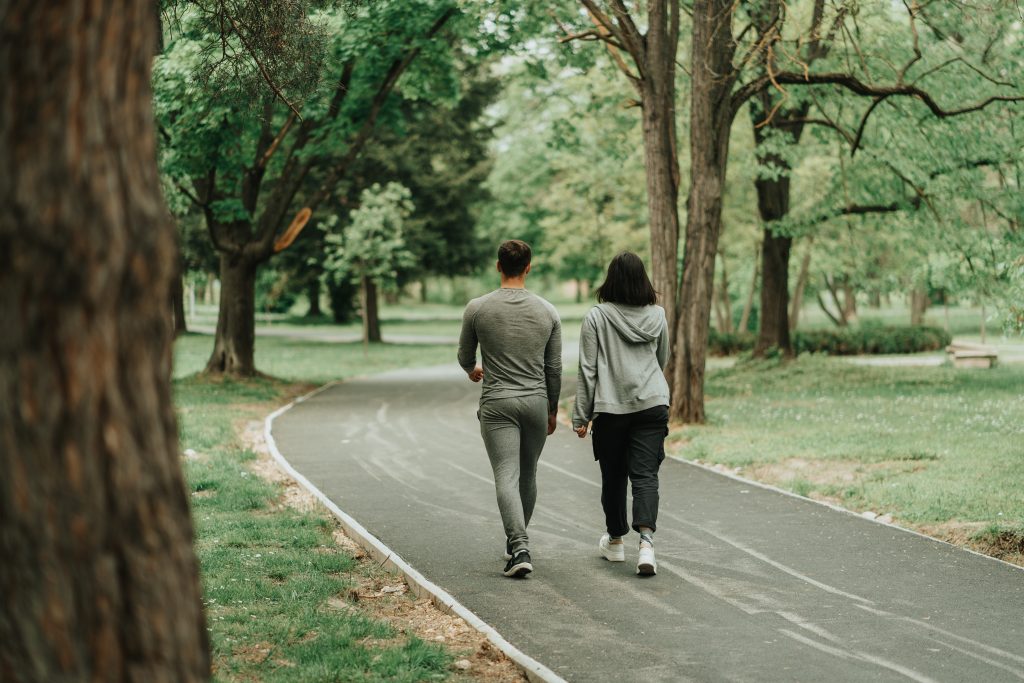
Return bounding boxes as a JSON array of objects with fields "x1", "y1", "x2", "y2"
[
  {"x1": 793, "y1": 325, "x2": 951, "y2": 355},
  {"x1": 708, "y1": 330, "x2": 755, "y2": 356},
  {"x1": 707, "y1": 325, "x2": 951, "y2": 356}
]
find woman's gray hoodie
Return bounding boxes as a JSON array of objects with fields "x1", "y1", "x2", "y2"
[{"x1": 572, "y1": 302, "x2": 670, "y2": 428}]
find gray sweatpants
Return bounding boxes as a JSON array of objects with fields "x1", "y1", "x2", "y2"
[{"x1": 479, "y1": 395, "x2": 549, "y2": 554}]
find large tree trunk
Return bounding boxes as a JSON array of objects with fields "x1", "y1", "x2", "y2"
[
  {"x1": 672, "y1": 0, "x2": 737, "y2": 424},
  {"x1": 0, "y1": 1, "x2": 210, "y2": 679},
  {"x1": 205, "y1": 253, "x2": 257, "y2": 375},
  {"x1": 362, "y1": 276, "x2": 382, "y2": 343},
  {"x1": 754, "y1": 228, "x2": 793, "y2": 356},
  {"x1": 640, "y1": 90, "x2": 681, "y2": 332}
]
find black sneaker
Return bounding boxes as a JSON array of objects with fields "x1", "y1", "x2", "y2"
[
  {"x1": 503, "y1": 540, "x2": 513, "y2": 560},
  {"x1": 503, "y1": 550, "x2": 533, "y2": 578}
]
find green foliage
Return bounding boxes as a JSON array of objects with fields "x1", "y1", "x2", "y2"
[
  {"x1": 324, "y1": 183, "x2": 416, "y2": 288},
  {"x1": 707, "y1": 325, "x2": 952, "y2": 356},
  {"x1": 174, "y1": 365, "x2": 454, "y2": 681},
  {"x1": 794, "y1": 326, "x2": 952, "y2": 356}
]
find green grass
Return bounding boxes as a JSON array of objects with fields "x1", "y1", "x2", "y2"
[
  {"x1": 673, "y1": 357, "x2": 1024, "y2": 541},
  {"x1": 175, "y1": 342, "x2": 457, "y2": 681},
  {"x1": 174, "y1": 333, "x2": 458, "y2": 383}
]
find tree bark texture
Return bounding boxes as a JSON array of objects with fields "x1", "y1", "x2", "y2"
[
  {"x1": 205, "y1": 253, "x2": 257, "y2": 375},
  {"x1": 672, "y1": 0, "x2": 737, "y2": 424},
  {"x1": 0, "y1": 1, "x2": 210, "y2": 680},
  {"x1": 640, "y1": 84, "x2": 680, "y2": 331},
  {"x1": 362, "y1": 276, "x2": 382, "y2": 343}
]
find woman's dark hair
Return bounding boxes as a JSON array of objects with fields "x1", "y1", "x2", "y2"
[
  {"x1": 497, "y1": 239, "x2": 532, "y2": 277},
  {"x1": 595, "y1": 251, "x2": 657, "y2": 306}
]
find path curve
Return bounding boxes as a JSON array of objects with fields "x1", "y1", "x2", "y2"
[{"x1": 270, "y1": 365, "x2": 1024, "y2": 682}]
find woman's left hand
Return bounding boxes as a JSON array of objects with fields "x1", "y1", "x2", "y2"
[{"x1": 574, "y1": 425, "x2": 588, "y2": 438}]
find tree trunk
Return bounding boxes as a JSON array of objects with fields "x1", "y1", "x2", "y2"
[
  {"x1": 576, "y1": 279, "x2": 584, "y2": 304},
  {"x1": 420, "y1": 277, "x2": 428, "y2": 303},
  {"x1": 205, "y1": 253, "x2": 257, "y2": 375},
  {"x1": 718, "y1": 252, "x2": 733, "y2": 333},
  {"x1": 672, "y1": 0, "x2": 737, "y2": 424},
  {"x1": 172, "y1": 272, "x2": 188, "y2": 337},
  {"x1": 0, "y1": 1, "x2": 210, "y2": 679},
  {"x1": 204, "y1": 272, "x2": 217, "y2": 304},
  {"x1": 639, "y1": 78, "x2": 680, "y2": 333},
  {"x1": 306, "y1": 279, "x2": 322, "y2": 317},
  {"x1": 842, "y1": 283, "x2": 858, "y2": 324},
  {"x1": 789, "y1": 241, "x2": 812, "y2": 331},
  {"x1": 738, "y1": 244, "x2": 759, "y2": 333},
  {"x1": 910, "y1": 289, "x2": 929, "y2": 326},
  {"x1": 754, "y1": 228, "x2": 793, "y2": 356},
  {"x1": 713, "y1": 285, "x2": 727, "y2": 332},
  {"x1": 362, "y1": 276, "x2": 382, "y2": 343}
]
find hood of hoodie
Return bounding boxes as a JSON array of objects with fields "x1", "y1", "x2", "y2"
[{"x1": 593, "y1": 303, "x2": 664, "y2": 343}]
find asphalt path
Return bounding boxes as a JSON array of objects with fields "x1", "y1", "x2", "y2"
[{"x1": 271, "y1": 365, "x2": 1024, "y2": 682}]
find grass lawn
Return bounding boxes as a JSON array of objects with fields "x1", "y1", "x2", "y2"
[
  {"x1": 670, "y1": 356, "x2": 1024, "y2": 563},
  {"x1": 174, "y1": 335, "x2": 519, "y2": 681}
]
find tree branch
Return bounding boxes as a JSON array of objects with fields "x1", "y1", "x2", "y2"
[
  {"x1": 222, "y1": 5, "x2": 303, "y2": 120},
  {"x1": 733, "y1": 69, "x2": 1024, "y2": 117}
]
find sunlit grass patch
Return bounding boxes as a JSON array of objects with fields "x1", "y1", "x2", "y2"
[
  {"x1": 671, "y1": 356, "x2": 1024, "y2": 562},
  {"x1": 175, "y1": 362, "x2": 458, "y2": 681}
]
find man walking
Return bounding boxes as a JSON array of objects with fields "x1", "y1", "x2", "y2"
[{"x1": 458, "y1": 240, "x2": 562, "y2": 577}]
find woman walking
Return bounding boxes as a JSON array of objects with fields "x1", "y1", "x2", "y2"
[{"x1": 572, "y1": 252, "x2": 670, "y2": 576}]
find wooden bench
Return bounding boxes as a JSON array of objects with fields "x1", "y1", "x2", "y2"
[{"x1": 946, "y1": 343, "x2": 998, "y2": 369}]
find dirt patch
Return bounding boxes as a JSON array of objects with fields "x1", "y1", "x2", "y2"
[
  {"x1": 744, "y1": 457, "x2": 921, "y2": 489},
  {"x1": 233, "y1": 642, "x2": 273, "y2": 665},
  {"x1": 917, "y1": 521, "x2": 1024, "y2": 568},
  {"x1": 241, "y1": 415, "x2": 528, "y2": 682}
]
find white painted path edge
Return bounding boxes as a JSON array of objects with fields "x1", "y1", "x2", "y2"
[{"x1": 264, "y1": 381, "x2": 566, "y2": 683}]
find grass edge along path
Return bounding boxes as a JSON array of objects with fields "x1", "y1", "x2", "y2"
[
  {"x1": 666, "y1": 356, "x2": 1024, "y2": 567},
  {"x1": 174, "y1": 342, "x2": 527, "y2": 682}
]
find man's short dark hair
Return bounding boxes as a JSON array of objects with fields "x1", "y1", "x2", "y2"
[
  {"x1": 497, "y1": 240, "x2": 532, "y2": 277},
  {"x1": 596, "y1": 251, "x2": 658, "y2": 306}
]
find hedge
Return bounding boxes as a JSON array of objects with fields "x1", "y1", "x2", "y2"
[{"x1": 707, "y1": 326, "x2": 952, "y2": 357}]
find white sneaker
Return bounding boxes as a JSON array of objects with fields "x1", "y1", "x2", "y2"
[
  {"x1": 637, "y1": 541, "x2": 657, "y2": 575},
  {"x1": 599, "y1": 534, "x2": 625, "y2": 562}
]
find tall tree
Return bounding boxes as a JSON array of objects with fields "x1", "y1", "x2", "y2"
[
  {"x1": 158, "y1": 0, "x2": 460, "y2": 375},
  {"x1": 0, "y1": 0, "x2": 209, "y2": 679},
  {"x1": 674, "y1": 0, "x2": 1023, "y2": 421},
  {"x1": 557, "y1": 0, "x2": 682, "y2": 333}
]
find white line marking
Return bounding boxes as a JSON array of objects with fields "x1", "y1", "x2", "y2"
[
  {"x1": 927, "y1": 637, "x2": 1024, "y2": 680},
  {"x1": 265, "y1": 386, "x2": 565, "y2": 683},
  {"x1": 856, "y1": 604, "x2": 1024, "y2": 666},
  {"x1": 541, "y1": 459, "x2": 875, "y2": 605},
  {"x1": 446, "y1": 461, "x2": 495, "y2": 486},
  {"x1": 539, "y1": 459, "x2": 602, "y2": 488}
]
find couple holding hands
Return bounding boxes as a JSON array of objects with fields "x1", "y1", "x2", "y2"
[{"x1": 458, "y1": 240, "x2": 670, "y2": 578}]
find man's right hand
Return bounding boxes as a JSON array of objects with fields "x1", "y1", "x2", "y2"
[{"x1": 468, "y1": 366, "x2": 484, "y2": 382}]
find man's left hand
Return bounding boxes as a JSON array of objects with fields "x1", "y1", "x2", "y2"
[{"x1": 547, "y1": 411, "x2": 557, "y2": 435}]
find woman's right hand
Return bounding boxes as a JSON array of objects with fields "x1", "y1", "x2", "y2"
[{"x1": 574, "y1": 425, "x2": 588, "y2": 438}]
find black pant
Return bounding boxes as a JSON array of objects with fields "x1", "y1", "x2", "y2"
[{"x1": 591, "y1": 405, "x2": 668, "y2": 536}]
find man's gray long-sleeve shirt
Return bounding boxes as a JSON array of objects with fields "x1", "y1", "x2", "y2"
[{"x1": 458, "y1": 288, "x2": 562, "y2": 413}]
